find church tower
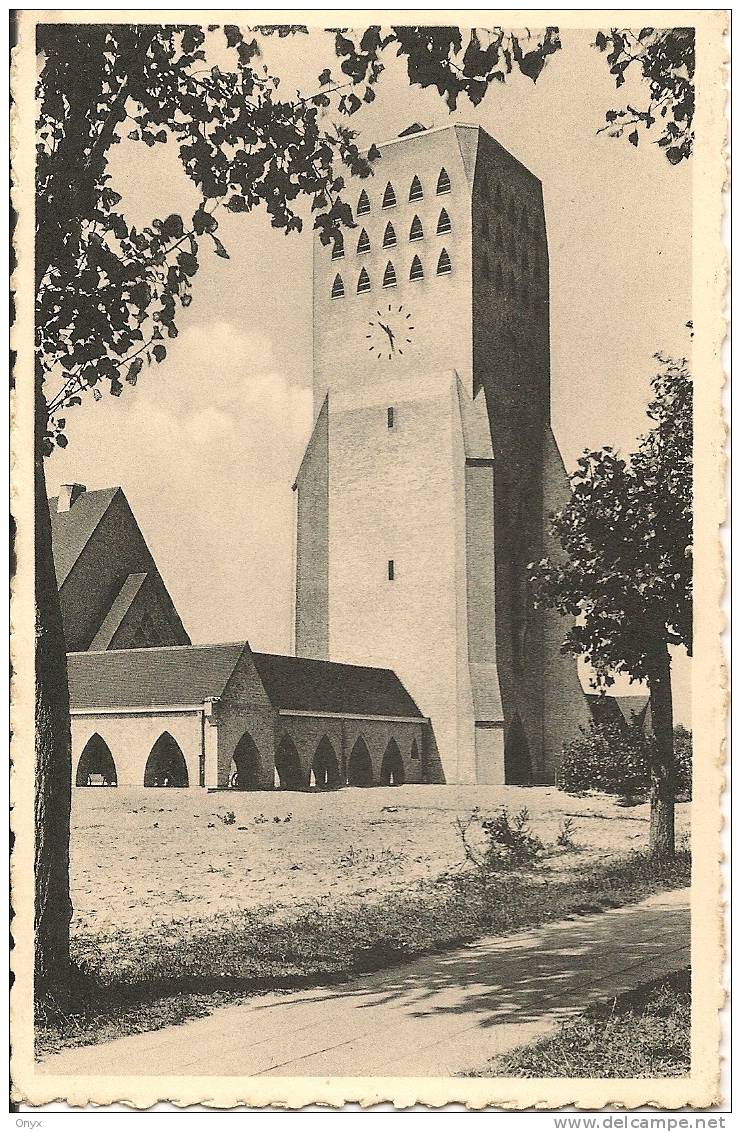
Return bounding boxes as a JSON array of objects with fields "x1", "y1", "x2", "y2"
[{"x1": 294, "y1": 124, "x2": 589, "y2": 784}]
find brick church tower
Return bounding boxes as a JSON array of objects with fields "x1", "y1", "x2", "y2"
[{"x1": 294, "y1": 124, "x2": 589, "y2": 784}]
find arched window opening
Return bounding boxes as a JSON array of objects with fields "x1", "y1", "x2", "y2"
[
  {"x1": 494, "y1": 223, "x2": 503, "y2": 251},
  {"x1": 505, "y1": 716, "x2": 532, "y2": 785},
  {"x1": 383, "y1": 221, "x2": 397, "y2": 248},
  {"x1": 409, "y1": 175, "x2": 423, "y2": 202},
  {"x1": 230, "y1": 732, "x2": 262, "y2": 790},
  {"x1": 437, "y1": 208, "x2": 452, "y2": 235},
  {"x1": 481, "y1": 175, "x2": 490, "y2": 202},
  {"x1": 382, "y1": 261, "x2": 397, "y2": 288},
  {"x1": 347, "y1": 736, "x2": 374, "y2": 786},
  {"x1": 481, "y1": 214, "x2": 489, "y2": 239},
  {"x1": 76, "y1": 733, "x2": 117, "y2": 787},
  {"x1": 144, "y1": 732, "x2": 189, "y2": 788},
  {"x1": 357, "y1": 189, "x2": 370, "y2": 215},
  {"x1": 382, "y1": 182, "x2": 397, "y2": 208},
  {"x1": 311, "y1": 736, "x2": 341, "y2": 789},
  {"x1": 409, "y1": 255, "x2": 424, "y2": 282},
  {"x1": 481, "y1": 252, "x2": 490, "y2": 280},
  {"x1": 357, "y1": 267, "x2": 371, "y2": 294},
  {"x1": 276, "y1": 734, "x2": 304, "y2": 790},
  {"x1": 380, "y1": 738, "x2": 405, "y2": 786},
  {"x1": 507, "y1": 270, "x2": 516, "y2": 297},
  {"x1": 331, "y1": 232, "x2": 344, "y2": 260},
  {"x1": 409, "y1": 215, "x2": 424, "y2": 242},
  {"x1": 437, "y1": 248, "x2": 452, "y2": 276},
  {"x1": 410, "y1": 737, "x2": 420, "y2": 761},
  {"x1": 521, "y1": 207, "x2": 529, "y2": 232},
  {"x1": 436, "y1": 167, "x2": 451, "y2": 194},
  {"x1": 495, "y1": 263, "x2": 504, "y2": 292},
  {"x1": 508, "y1": 194, "x2": 516, "y2": 223},
  {"x1": 331, "y1": 274, "x2": 345, "y2": 299},
  {"x1": 494, "y1": 182, "x2": 503, "y2": 211},
  {"x1": 357, "y1": 227, "x2": 370, "y2": 254}
]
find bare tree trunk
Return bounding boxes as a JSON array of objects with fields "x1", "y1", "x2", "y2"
[
  {"x1": 648, "y1": 642, "x2": 675, "y2": 860},
  {"x1": 34, "y1": 378, "x2": 72, "y2": 1006}
]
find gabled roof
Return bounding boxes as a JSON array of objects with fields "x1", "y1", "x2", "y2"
[
  {"x1": 68, "y1": 642, "x2": 247, "y2": 710},
  {"x1": 252, "y1": 652, "x2": 425, "y2": 720},
  {"x1": 49, "y1": 486, "x2": 119, "y2": 586}
]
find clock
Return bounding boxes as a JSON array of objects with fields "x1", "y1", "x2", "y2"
[{"x1": 365, "y1": 303, "x2": 415, "y2": 361}]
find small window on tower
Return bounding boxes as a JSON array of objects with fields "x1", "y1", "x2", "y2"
[
  {"x1": 409, "y1": 175, "x2": 423, "y2": 202},
  {"x1": 481, "y1": 214, "x2": 490, "y2": 239},
  {"x1": 383, "y1": 222, "x2": 397, "y2": 248},
  {"x1": 409, "y1": 215, "x2": 424, "y2": 242},
  {"x1": 357, "y1": 189, "x2": 370, "y2": 215},
  {"x1": 382, "y1": 182, "x2": 397, "y2": 208},
  {"x1": 437, "y1": 248, "x2": 452, "y2": 276},
  {"x1": 409, "y1": 255, "x2": 424, "y2": 281},
  {"x1": 388, "y1": 559, "x2": 395, "y2": 581},
  {"x1": 387, "y1": 406, "x2": 395, "y2": 429},
  {"x1": 331, "y1": 274, "x2": 345, "y2": 299},
  {"x1": 436, "y1": 167, "x2": 451, "y2": 194},
  {"x1": 494, "y1": 182, "x2": 503, "y2": 211},
  {"x1": 494, "y1": 223, "x2": 503, "y2": 250},
  {"x1": 495, "y1": 263, "x2": 504, "y2": 292},
  {"x1": 357, "y1": 267, "x2": 371, "y2": 294},
  {"x1": 521, "y1": 207, "x2": 529, "y2": 232},
  {"x1": 331, "y1": 231, "x2": 344, "y2": 260},
  {"x1": 382, "y1": 261, "x2": 397, "y2": 288},
  {"x1": 437, "y1": 208, "x2": 452, "y2": 235},
  {"x1": 481, "y1": 252, "x2": 490, "y2": 281},
  {"x1": 357, "y1": 228, "x2": 370, "y2": 254}
]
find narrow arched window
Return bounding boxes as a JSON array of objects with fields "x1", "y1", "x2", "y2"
[
  {"x1": 331, "y1": 231, "x2": 344, "y2": 260},
  {"x1": 409, "y1": 254, "x2": 424, "y2": 281},
  {"x1": 383, "y1": 222, "x2": 397, "y2": 248},
  {"x1": 494, "y1": 182, "x2": 503, "y2": 211},
  {"x1": 357, "y1": 227, "x2": 370, "y2": 254},
  {"x1": 507, "y1": 270, "x2": 516, "y2": 296},
  {"x1": 409, "y1": 175, "x2": 423, "y2": 202},
  {"x1": 357, "y1": 267, "x2": 371, "y2": 294},
  {"x1": 331, "y1": 273, "x2": 345, "y2": 299},
  {"x1": 436, "y1": 167, "x2": 451, "y2": 194},
  {"x1": 481, "y1": 252, "x2": 490, "y2": 280},
  {"x1": 382, "y1": 261, "x2": 397, "y2": 288},
  {"x1": 508, "y1": 195, "x2": 516, "y2": 223},
  {"x1": 382, "y1": 182, "x2": 396, "y2": 208},
  {"x1": 481, "y1": 175, "x2": 490, "y2": 202},
  {"x1": 357, "y1": 189, "x2": 370, "y2": 215},
  {"x1": 437, "y1": 208, "x2": 451, "y2": 235},
  {"x1": 437, "y1": 248, "x2": 452, "y2": 275},
  {"x1": 494, "y1": 222, "x2": 503, "y2": 251},
  {"x1": 495, "y1": 263, "x2": 504, "y2": 292},
  {"x1": 481, "y1": 214, "x2": 489, "y2": 239},
  {"x1": 521, "y1": 207, "x2": 529, "y2": 232},
  {"x1": 409, "y1": 215, "x2": 423, "y2": 242}
]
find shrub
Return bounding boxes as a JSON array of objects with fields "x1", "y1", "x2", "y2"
[
  {"x1": 457, "y1": 806, "x2": 543, "y2": 871},
  {"x1": 556, "y1": 817, "x2": 577, "y2": 848},
  {"x1": 557, "y1": 721, "x2": 652, "y2": 799}
]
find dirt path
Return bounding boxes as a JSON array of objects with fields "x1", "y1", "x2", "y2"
[{"x1": 40, "y1": 887, "x2": 690, "y2": 1079}]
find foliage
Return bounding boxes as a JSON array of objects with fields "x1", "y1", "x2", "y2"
[
  {"x1": 558, "y1": 721, "x2": 652, "y2": 799},
  {"x1": 530, "y1": 357, "x2": 692, "y2": 686},
  {"x1": 595, "y1": 28, "x2": 695, "y2": 163},
  {"x1": 556, "y1": 817, "x2": 577, "y2": 848},
  {"x1": 673, "y1": 725, "x2": 693, "y2": 800},
  {"x1": 456, "y1": 806, "x2": 544, "y2": 870}
]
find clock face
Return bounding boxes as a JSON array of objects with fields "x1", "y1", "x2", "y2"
[{"x1": 365, "y1": 303, "x2": 415, "y2": 361}]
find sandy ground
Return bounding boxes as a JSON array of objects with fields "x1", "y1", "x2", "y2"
[{"x1": 70, "y1": 785, "x2": 690, "y2": 938}]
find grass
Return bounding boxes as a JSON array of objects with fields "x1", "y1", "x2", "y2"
[
  {"x1": 36, "y1": 848, "x2": 690, "y2": 1059},
  {"x1": 468, "y1": 968, "x2": 691, "y2": 1078}
]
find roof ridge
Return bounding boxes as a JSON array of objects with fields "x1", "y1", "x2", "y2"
[
  {"x1": 70, "y1": 640, "x2": 249, "y2": 657},
  {"x1": 253, "y1": 651, "x2": 397, "y2": 676}
]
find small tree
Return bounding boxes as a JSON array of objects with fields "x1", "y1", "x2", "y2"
[{"x1": 530, "y1": 356, "x2": 692, "y2": 858}]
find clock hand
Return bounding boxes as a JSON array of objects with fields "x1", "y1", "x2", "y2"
[{"x1": 379, "y1": 322, "x2": 396, "y2": 351}]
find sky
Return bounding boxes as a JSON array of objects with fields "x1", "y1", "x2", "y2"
[{"x1": 46, "y1": 26, "x2": 692, "y2": 719}]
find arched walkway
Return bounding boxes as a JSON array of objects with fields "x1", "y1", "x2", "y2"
[
  {"x1": 230, "y1": 732, "x2": 262, "y2": 790},
  {"x1": 275, "y1": 734, "x2": 304, "y2": 790},
  {"x1": 380, "y1": 738, "x2": 405, "y2": 786},
  {"x1": 311, "y1": 736, "x2": 341, "y2": 789},
  {"x1": 347, "y1": 736, "x2": 374, "y2": 787},
  {"x1": 76, "y1": 733, "x2": 117, "y2": 786},
  {"x1": 143, "y1": 732, "x2": 189, "y2": 787},
  {"x1": 504, "y1": 715, "x2": 532, "y2": 785}
]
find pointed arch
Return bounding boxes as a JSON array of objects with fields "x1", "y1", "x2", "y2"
[
  {"x1": 382, "y1": 261, "x2": 397, "y2": 288},
  {"x1": 331, "y1": 273, "x2": 345, "y2": 299},
  {"x1": 383, "y1": 221, "x2": 397, "y2": 248},
  {"x1": 331, "y1": 231, "x2": 344, "y2": 259},
  {"x1": 76, "y1": 733, "x2": 117, "y2": 786},
  {"x1": 436, "y1": 207, "x2": 451, "y2": 235},
  {"x1": 230, "y1": 731, "x2": 262, "y2": 790},
  {"x1": 311, "y1": 735, "x2": 341, "y2": 789},
  {"x1": 409, "y1": 254, "x2": 424, "y2": 282},
  {"x1": 382, "y1": 181, "x2": 396, "y2": 208},
  {"x1": 504, "y1": 716, "x2": 532, "y2": 785},
  {"x1": 276, "y1": 734, "x2": 304, "y2": 790},
  {"x1": 436, "y1": 248, "x2": 452, "y2": 276},
  {"x1": 436, "y1": 167, "x2": 451, "y2": 194},
  {"x1": 409, "y1": 174, "x2": 423, "y2": 201},
  {"x1": 380, "y1": 738, "x2": 405, "y2": 786},
  {"x1": 144, "y1": 732, "x2": 188, "y2": 787},
  {"x1": 410, "y1": 737, "x2": 420, "y2": 762},
  {"x1": 357, "y1": 266, "x2": 371, "y2": 294},
  {"x1": 409, "y1": 215, "x2": 424, "y2": 242},
  {"x1": 347, "y1": 736, "x2": 374, "y2": 786},
  {"x1": 357, "y1": 227, "x2": 370, "y2": 254},
  {"x1": 357, "y1": 188, "x2": 370, "y2": 215}
]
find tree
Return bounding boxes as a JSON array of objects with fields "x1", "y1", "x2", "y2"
[
  {"x1": 33, "y1": 20, "x2": 694, "y2": 1003},
  {"x1": 529, "y1": 357, "x2": 692, "y2": 858}
]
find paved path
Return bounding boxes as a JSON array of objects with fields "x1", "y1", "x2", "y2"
[{"x1": 40, "y1": 888, "x2": 689, "y2": 1079}]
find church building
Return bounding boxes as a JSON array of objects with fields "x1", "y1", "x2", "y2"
[{"x1": 294, "y1": 124, "x2": 591, "y2": 785}]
